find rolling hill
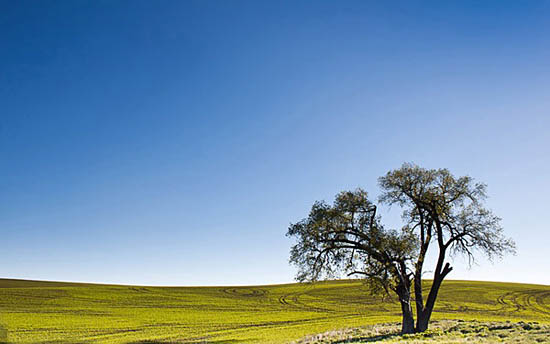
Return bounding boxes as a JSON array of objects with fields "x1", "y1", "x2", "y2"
[{"x1": 0, "y1": 278, "x2": 548, "y2": 343}]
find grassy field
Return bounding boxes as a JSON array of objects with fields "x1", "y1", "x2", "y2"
[
  {"x1": 0, "y1": 278, "x2": 549, "y2": 343},
  {"x1": 296, "y1": 320, "x2": 550, "y2": 343}
]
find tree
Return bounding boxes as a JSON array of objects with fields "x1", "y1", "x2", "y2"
[{"x1": 287, "y1": 163, "x2": 515, "y2": 334}]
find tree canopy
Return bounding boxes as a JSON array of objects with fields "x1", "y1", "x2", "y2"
[{"x1": 287, "y1": 163, "x2": 515, "y2": 334}]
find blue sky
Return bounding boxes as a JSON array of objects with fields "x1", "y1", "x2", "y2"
[{"x1": 1, "y1": 1, "x2": 549, "y2": 286}]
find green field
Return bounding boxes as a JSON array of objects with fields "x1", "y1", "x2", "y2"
[{"x1": 0, "y1": 278, "x2": 549, "y2": 343}]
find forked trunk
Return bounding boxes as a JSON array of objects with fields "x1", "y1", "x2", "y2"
[
  {"x1": 416, "y1": 311, "x2": 430, "y2": 333},
  {"x1": 415, "y1": 273, "x2": 447, "y2": 332},
  {"x1": 415, "y1": 283, "x2": 439, "y2": 332}
]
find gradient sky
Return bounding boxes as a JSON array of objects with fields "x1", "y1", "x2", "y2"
[{"x1": 1, "y1": 1, "x2": 549, "y2": 286}]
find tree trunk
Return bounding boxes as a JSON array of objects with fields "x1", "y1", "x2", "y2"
[
  {"x1": 413, "y1": 269, "x2": 425, "y2": 319},
  {"x1": 416, "y1": 308, "x2": 430, "y2": 332},
  {"x1": 415, "y1": 276, "x2": 443, "y2": 332},
  {"x1": 415, "y1": 262, "x2": 452, "y2": 332},
  {"x1": 396, "y1": 276, "x2": 415, "y2": 334},
  {"x1": 400, "y1": 298, "x2": 415, "y2": 334}
]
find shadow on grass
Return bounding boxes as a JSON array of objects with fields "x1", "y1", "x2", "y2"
[
  {"x1": 0, "y1": 338, "x2": 251, "y2": 344},
  {"x1": 129, "y1": 340, "x2": 252, "y2": 344},
  {"x1": 0, "y1": 340, "x2": 252, "y2": 344},
  {"x1": 331, "y1": 333, "x2": 400, "y2": 343},
  {"x1": 0, "y1": 323, "x2": 7, "y2": 344}
]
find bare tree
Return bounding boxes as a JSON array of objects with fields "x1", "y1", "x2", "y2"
[{"x1": 287, "y1": 163, "x2": 515, "y2": 334}]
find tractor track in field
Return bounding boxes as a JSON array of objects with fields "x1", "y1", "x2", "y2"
[
  {"x1": 495, "y1": 289, "x2": 550, "y2": 316},
  {"x1": 525, "y1": 290, "x2": 550, "y2": 316},
  {"x1": 173, "y1": 314, "x2": 362, "y2": 344},
  {"x1": 496, "y1": 291, "x2": 526, "y2": 312},
  {"x1": 221, "y1": 288, "x2": 268, "y2": 298},
  {"x1": 76, "y1": 313, "x2": 359, "y2": 343},
  {"x1": 219, "y1": 287, "x2": 336, "y2": 313},
  {"x1": 277, "y1": 292, "x2": 339, "y2": 313}
]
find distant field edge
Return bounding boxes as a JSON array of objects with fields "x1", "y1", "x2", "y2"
[{"x1": 0, "y1": 277, "x2": 548, "y2": 288}]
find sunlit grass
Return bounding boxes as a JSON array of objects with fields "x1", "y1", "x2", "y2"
[
  {"x1": 295, "y1": 320, "x2": 550, "y2": 343},
  {"x1": 0, "y1": 279, "x2": 548, "y2": 343}
]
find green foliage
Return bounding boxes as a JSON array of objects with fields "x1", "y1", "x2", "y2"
[
  {"x1": 287, "y1": 189, "x2": 417, "y2": 295},
  {"x1": 287, "y1": 163, "x2": 517, "y2": 333},
  {"x1": 0, "y1": 279, "x2": 548, "y2": 343},
  {"x1": 378, "y1": 163, "x2": 516, "y2": 262}
]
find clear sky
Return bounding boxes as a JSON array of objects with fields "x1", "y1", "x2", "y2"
[{"x1": 1, "y1": 1, "x2": 549, "y2": 286}]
